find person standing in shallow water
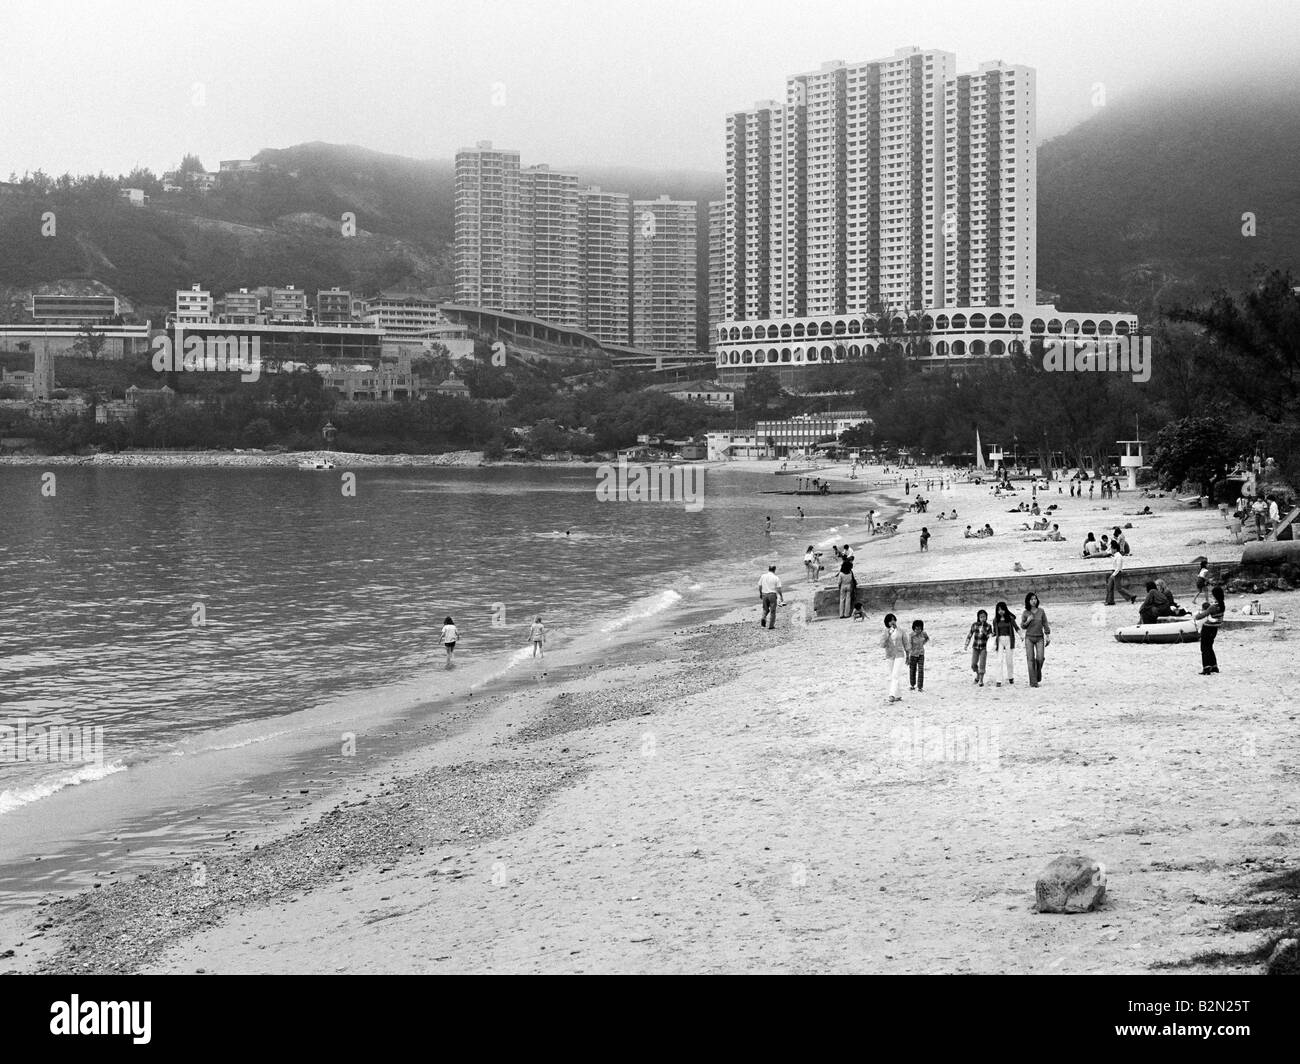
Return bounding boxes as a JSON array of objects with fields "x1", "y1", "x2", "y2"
[
  {"x1": 440, "y1": 615, "x2": 459, "y2": 668},
  {"x1": 1020, "y1": 593, "x2": 1051, "y2": 687}
]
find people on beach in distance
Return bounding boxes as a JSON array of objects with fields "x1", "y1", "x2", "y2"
[
  {"x1": 804, "y1": 545, "x2": 818, "y2": 582},
  {"x1": 880, "y1": 613, "x2": 908, "y2": 703},
  {"x1": 529, "y1": 616, "x2": 546, "y2": 657},
  {"x1": 1193, "y1": 558, "x2": 1211, "y2": 604},
  {"x1": 797, "y1": 506, "x2": 805, "y2": 520},
  {"x1": 867, "y1": 509, "x2": 877, "y2": 534},
  {"x1": 906, "y1": 619, "x2": 929, "y2": 692},
  {"x1": 991, "y1": 601, "x2": 1019, "y2": 686},
  {"x1": 1089, "y1": 479, "x2": 1095, "y2": 499},
  {"x1": 1251, "y1": 496, "x2": 1268, "y2": 539},
  {"x1": 920, "y1": 526, "x2": 930, "y2": 552},
  {"x1": 838, "y1": 556, "x2": 856, "y2": 618},
  {"x1": 765, "y1": 515, "x2": 772, "y2": 536},
  {"x1": 1194, "y1": 586, "x2": 1226, "y2": 674},
  {"x1": 1020, "y1": 593, "x2": 1051, "y2": 687},
  {"x1": 440, "y1": 615, "x2": 459, "y2": 668},
  {"x1": 964, "y1": 609, "x2": 992, "y2": 686},
  {"x1": 1268, "y1": 494, "x2": 1280, "y2": 536},
  {"x1": 758, "y1": 564, "x2": 784, "y2": 629}
]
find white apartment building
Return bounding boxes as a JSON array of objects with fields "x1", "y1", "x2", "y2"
[
  {"x1": 578, "y1": 186, "x2": 631, "y2": 344},
  {"x1": 708, "y1": 199, "x2": 725, "y2": 337},
  {"x1": 175, "y1": 284, "x2": 213, "y2": 324},
  {"x1": 454, "y1": 141, "x2": 526, "y2": 313},
  {"x1": 521, "y1": 165, "x2": 581, "y2": 327},
  {"x1": 943, "y1": 61, "x2": 1036, "y2": 308},
  {"x1": 363, "y1": 291, "x2": 447, "y2": 337},
  {"x1": 632, "y1": 195, "x2": 698, "y2": 358},
  {"x1": 718, "y1": 46, "x2": 1127, "y2": 384}
]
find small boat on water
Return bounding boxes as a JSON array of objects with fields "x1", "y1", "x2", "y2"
[{"x1": 298, "y1": 459, "x2": 336, "y2": 471}]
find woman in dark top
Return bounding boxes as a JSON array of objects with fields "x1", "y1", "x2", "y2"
[
  {"x1": 1194, "y1": 585, "x2": 1226, "y2": 674},
  {"x1": 1020, "y1": 592, "x2": 1051, "y2": 687},
  {"x1": 1138, "y1": 581, "x2": 1162, "y2": 624}
]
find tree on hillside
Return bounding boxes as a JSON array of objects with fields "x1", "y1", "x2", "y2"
[
  {"x1": 72, "y1": 324, "x2": 106, "y2": 360},
  {"x1": 1169, "y1": 269, "x2": 1300, "y2": 421},
  {"x1": 1149, "y1": 415, "x2": 1251, "y2": 498}
]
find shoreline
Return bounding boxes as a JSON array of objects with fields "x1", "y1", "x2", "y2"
[{"x1": 4, "y1": 468, "x2": 1293, "y2": 974}]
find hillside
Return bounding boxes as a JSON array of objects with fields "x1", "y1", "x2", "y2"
[
  {"x1": 0, "y1": 143, "x2": 723, "y2": 333},
  {"x1": 1037, "y1": 79, "x2": 1300, "y2": 315},
  {"x1": 3, "y1": 77, "x2": 1298, "y2": 328}
]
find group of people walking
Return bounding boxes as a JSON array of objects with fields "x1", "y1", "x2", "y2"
[{"x1": 878, "y1": 593, "x2": 1052, "y2": 702}]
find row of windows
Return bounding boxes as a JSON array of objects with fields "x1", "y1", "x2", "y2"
[
  {"x1": 716, "y1": 339, "x2": 1027, "y2": 363},
  {"x1": 718, "y1": 313, "x2": 1133, "y2": 341}
]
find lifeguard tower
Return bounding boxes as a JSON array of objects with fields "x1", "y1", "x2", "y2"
[
  {"x1": 1118, "y1": 439, "x2": 1146, "y2": 491},
  {"x1": 988, "y1": 444, "x2": 1005, "y2": 471}
]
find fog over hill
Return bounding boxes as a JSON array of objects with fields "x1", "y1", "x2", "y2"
[{"x1": 2, "y1": 78, "x2": 1297, "y2": 325}]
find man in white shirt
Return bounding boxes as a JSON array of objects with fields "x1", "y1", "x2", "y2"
[
  {"x1": 1105, "y1": 549, "x2": 1136, "y2": 605},
  {"x1": 758, "y1": 565, "x2": 784, "y2": 629}
]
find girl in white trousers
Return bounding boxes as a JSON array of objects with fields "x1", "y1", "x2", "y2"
[{"x1": 880, "y1": 613, "x2": 908, "y2": 702}]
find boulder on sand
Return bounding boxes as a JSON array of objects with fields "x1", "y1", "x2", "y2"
[{"x1": 1035, "y1": 855, "x2": 1107, "y2": 913}]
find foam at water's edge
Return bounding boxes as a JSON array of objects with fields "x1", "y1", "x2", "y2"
[{"x1": 0, "y1": 761, "x2": 128, "y2": 816}]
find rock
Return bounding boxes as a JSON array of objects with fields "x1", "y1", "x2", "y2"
[
  {"x1": 1267, "y1": 938, "x2": 1299, "y2": 975},
  {"x1": 1034, "y1": 855, "x2": 1107, "y2": 913}
]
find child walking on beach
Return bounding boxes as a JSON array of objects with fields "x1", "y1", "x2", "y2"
[
  {"x1": 964, "y1": 609, "x2": 992, "y2": 686},
  {"x1": 906, "y1": 619, "x2": 929, "y2": 692},
  {"x1": 919, "y1": 526, "x2": 930, "y2": 552},
  {"x1": 528, "y1": 616, "x2": 546, "y2": 658},
  {"x1": 880, "y1": 614, "x2": 907, "y2": 703},
  {"x1": 440, "y1": 615, "x2": 459, "y2": 669},
  {"x1": 991, "y1": 601, "x2": 1019, "y2": 686}
]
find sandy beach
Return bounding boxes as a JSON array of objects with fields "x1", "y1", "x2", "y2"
[{"x1": 3, "y1": 469, "x2": 1297, "y2": 975}]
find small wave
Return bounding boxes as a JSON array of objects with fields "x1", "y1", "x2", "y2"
[
  {"x1": 599, "y1": 588, "x2": 684, "y2": 634},
  {"x1": 0, "y1": 760, "x2": 128, "y2": 817},
  {"x1": 530, "y1": 531, "x2": 605, "y2": 540}
]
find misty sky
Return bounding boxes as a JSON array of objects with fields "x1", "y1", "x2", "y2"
[{"x1": 2, "y1": 0, "x2": 1296, "y2": 179}]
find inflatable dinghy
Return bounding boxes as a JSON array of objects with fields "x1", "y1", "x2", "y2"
[{"x1": 1114, "y1": 617, "x2": 1200, "y2": 643}]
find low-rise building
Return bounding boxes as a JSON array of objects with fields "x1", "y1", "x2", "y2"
[
  {"x1": 268, "y1": 286, "x2": 309, "y2": 323},
  {"x1": 219, "y1": 289, "x2": 262, "y2": 324},
  {"x1": 753, "y1": 411, "x2": 870, "y2": 456},
  {"x1": 650, "y1": 379, "x2": 735, "y2": 410},
  {"x1": 118, "y1": 188, "x2": 148, "y2": 206},
  {"x1": 315, "y1": 287, "x2": 354, "y2": 324},
  {"x1": 175, "y1": 284, "x2": 214, "y2": 324}
]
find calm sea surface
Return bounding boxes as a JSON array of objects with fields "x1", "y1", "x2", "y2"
[{"x1": 0, "y1": 464, "x2": 873, "y2": 816}]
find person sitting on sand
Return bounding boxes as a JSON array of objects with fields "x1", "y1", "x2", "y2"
[
  {"x1": 982, "y1": 524, "x2": 994, "y2": 537},
  {"x1": 1098, "y1": 534, "x2": 1111, "y2": 555},
  {"x1": 1082, "y1": 532, "x2": 1098, "y2": 557},
  {"x1": 1138, "y1": 581, "x2": 1163, "y2": 624},
  {"x1": 964, "y1": 525, "x2": 975, "y2": 538},
  {"x1": 1045, "y1": 524, "x2": 1065, "y2": 542},
  {"x1": 1155, "y1": 578, "x2": 1187, "y2": 617}
]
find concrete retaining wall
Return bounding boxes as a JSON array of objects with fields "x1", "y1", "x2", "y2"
[{"x1": 812, "y1": 561, "x2": 1239, "y2": 618}]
